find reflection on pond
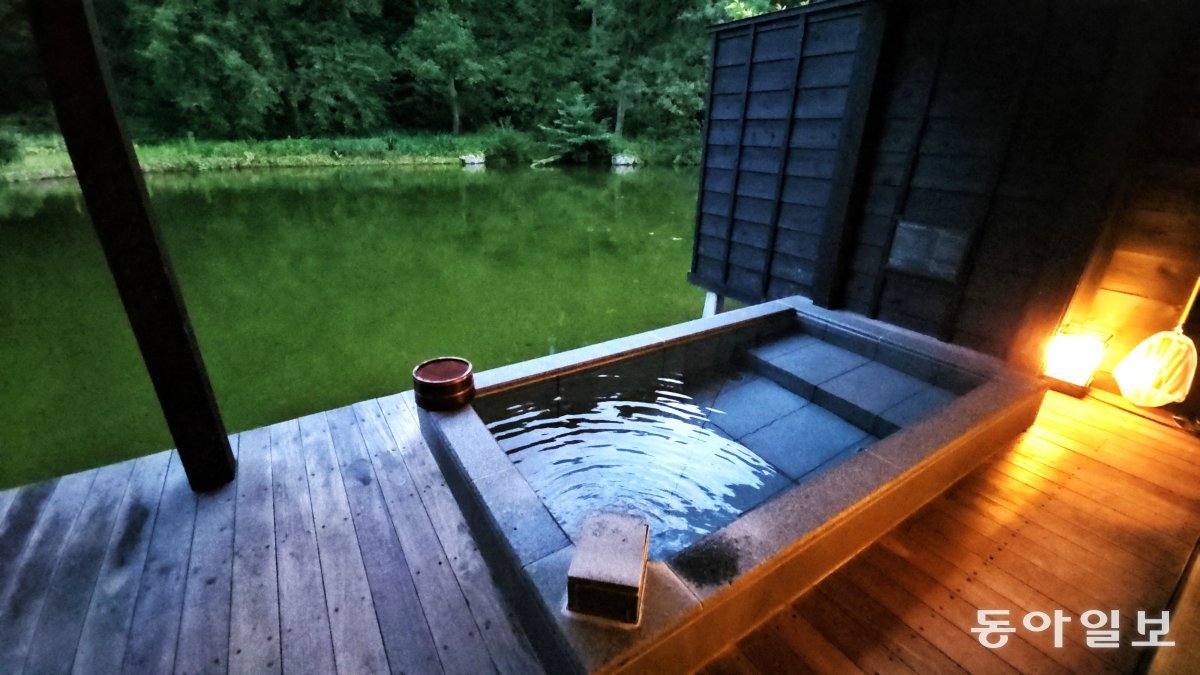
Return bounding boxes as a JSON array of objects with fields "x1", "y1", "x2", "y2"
[{"x1": 0, "y1": 166, "x2": 701, "y2": 486}]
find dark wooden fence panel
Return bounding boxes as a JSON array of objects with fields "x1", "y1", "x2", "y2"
[
  {"x1": 840, "y1": 0, "x2": 1173, "y2": 359},
  {"x1": 690, "y1": 0, "x2": 885, "y2": 303}
]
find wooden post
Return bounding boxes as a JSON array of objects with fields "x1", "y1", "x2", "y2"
[
  {"x1": 27, "y1": 0, "x2": 236, "y2": 491},
  {"x1": 702, "y1": 292, "x2": 726, "y2": 318}
]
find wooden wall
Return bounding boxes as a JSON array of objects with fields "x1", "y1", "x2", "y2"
[
  {"x1": 690, "y1": 0, "x2": 884, "y2": 302},
  {"x1": 1066, "y1": 39, "x2": 1200, "y2": 406},
  {"x1": 691, "y1": 0, "x2": 1198, "y2": 369},
  {"x1": 841, "y1": 0, "x2": 1133, "y2": 356}
]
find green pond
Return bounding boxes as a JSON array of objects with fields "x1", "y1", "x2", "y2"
[{"x1": 0, "y1": 166, "x2": 703, "y2": 488}]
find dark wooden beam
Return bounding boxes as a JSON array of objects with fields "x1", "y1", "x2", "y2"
[
  {"x1": 27, "y1": 0, "x2": 236, "y2": 491},
  {"x1": 809, "y1": 0, "x2": 887, "y2": 307}
]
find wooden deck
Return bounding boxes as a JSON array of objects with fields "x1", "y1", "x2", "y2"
[
  {"x1": 3, "y1": 388, "x2": 1198, "y2": 674},
  {"x1": 0, "y1": 392, "x2": 542, "y2": 674},
  {"x1": 701, "y1": 391, "x2": 1200, "y2": 675}
]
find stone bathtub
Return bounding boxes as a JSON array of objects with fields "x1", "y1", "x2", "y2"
[{"x1": 418, "y1": 297, "x2": 1046, "y2": 673}]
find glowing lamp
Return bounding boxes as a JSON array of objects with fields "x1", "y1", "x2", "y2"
[{"x1": 1043, "y1": 325, "x2": 1110, "y2": 392}]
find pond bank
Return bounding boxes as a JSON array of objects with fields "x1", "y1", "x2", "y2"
[{"x1": 0, "y1": 133, "x2": 487, "y2": 183}]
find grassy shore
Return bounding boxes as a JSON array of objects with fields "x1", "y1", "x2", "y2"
[
  {"x1": 0, "y1": 132, "x2": 500, "y2": 182},
  {"x1": 0, "y1": 128, "x2": 701, "y2": 183}
]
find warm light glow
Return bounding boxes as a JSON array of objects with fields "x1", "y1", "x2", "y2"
[
  {"x1": 1044, "y1": 331, "x2": 1107, "y2": 387},
  {"x1": 1113, "y1": 329, "x2": 1197, "y2": 407}
]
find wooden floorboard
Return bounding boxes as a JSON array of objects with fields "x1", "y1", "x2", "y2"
[
  {"x1": 381, "y1": 392, "x2": 543, "y2": 673},
  {"x1": 326, "y1": 404, "x2": 443, "y2": 674},
  {"x1": 23, "y1": 460, "x2": 134, "y2": 674},
  {"x1": 354, "y1": 398, "x2": 498, "y2": 673},
  {"x1": 175, "y1": 435, "x2": 240, "y2": 675},
  {"x1": 72, "y1": 452, "x2": 171, "y2": 675},
  {"x1": 271, "y1": 418, "x2": 338, "y2": 674},
  {"x1": 228, "y1": 426, "x2": 282, "y2": 674},
  {"x1": 5, "y1": 386, "x2": 1194, "y2": 675},
  {"x1": 0, "y1": 390, "x2": 544, "y2": 675},
  {"x1": 704, "y1": 392, "x2": 1200, "y2": 674},
  {"x1": 121, "y1": 451, "x2": 197, "y2": 674},
  {"x1": 0, "y1": 469, "x2": 96, "y2": 668},
  {"x1": 298, "y1": 412, "x2": 390, "y2": 675}
]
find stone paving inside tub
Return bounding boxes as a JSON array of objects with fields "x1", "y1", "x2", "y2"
[{"x1": 477, "y1": 328, "x2": 960, "y2": 562}]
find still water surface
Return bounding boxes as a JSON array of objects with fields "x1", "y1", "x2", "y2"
[{"x1": 0, "y1": 166, "x2": 701, "y2": 486}]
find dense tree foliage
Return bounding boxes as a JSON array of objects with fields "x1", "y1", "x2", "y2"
[{"x1": 1, "y1": 0, "x2": 789, "y2": 145}]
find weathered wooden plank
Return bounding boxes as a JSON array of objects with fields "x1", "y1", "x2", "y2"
[
  {"x1": 0, "y1": 480, "x2": 58, "y2": 586},
  {"x1": 297, "y1": 412, "x2": 390, "y2": 675},
  {"x1": 1042, "y1": 400, "x2": 1200, "y2": 474},
  {"x1": 813, "y1": 574, "x2": 952, "y2": 674},
  {"x1": 325, "y1": 405, "x2": 442, "y2": 674},
  {"x1": 270, "y1": 419, "x2": 337, "y2": 675},
  {"x1": 841, "y1": 555, "x2": 1020, "y2": 675},
  {"x1": 228, "y1": 426, "x2": 282, "y2": 675},
  {"x1": 738, "y1": 629, "x2": 813, "y2": 675},
  {"x1": 795, "y1": 583, "x2": 920, "y2": 674},
  {"x1": 72, "y1": 452, "x2": 172, "y2": 675},
  {"x1": 0, "y1": 470, "x2": 95, "y2": 669},
  {"x1": 1025, "y1": 423, "x2": 1198, "y2": 514},
  {"x1": 121, "y1": 451, "x2": 198, "y2": 674},
  {"x1": 175, "y1": 435, "x2": 240, "y2": 675},
  {"x1": 353, "y1": 400, "x2": 496, "y2": 674},
  {"x1": 879, "y1": 529, "x2": 1120, "y2": 674},
  {"x1": 935, "y1": 485, "x2": 1146, "y2": 615},
  {"x1": 23, "y1": 461, "x2": 134, "y2": 674},
  {"x1": 1010, "y1": 438, "x2": 1198, "y2": 543},
  {"x1": 378, "y1": 394, "x2": 544, "y2": 673},
  {"x1": 765, "y1": 612, "x2": 863, "y2": 675},
  {"x1": 963, "y1": 461, "x2": 1181, "y2": 581},
  {"x1": 700, "y1": 647, "x2": 763, "y2": 675},
  {"x1": 916, "y1": 499, "x2": 1110, "y2": 617},
  {"x1": 970, "y1": 461, "x2": 1187, "y2": 568},
  {"x1": 1012, "y1": 429, "x2": 1190, "y2": 547},
  {"x1": 858, "y1": 544, "x2": 1069, "y2": 675},
  {"x1": 0, "y1": 488, "x2": 16, "y2": 525}
]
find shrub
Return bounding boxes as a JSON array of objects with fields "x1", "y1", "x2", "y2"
[{"x1": 484, "y1": 123, "x2": 534, "y2": 167}]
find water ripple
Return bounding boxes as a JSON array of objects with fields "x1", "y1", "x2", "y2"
[{"x1": 486, "y1": 378, "x2": 784, "y2": 559}]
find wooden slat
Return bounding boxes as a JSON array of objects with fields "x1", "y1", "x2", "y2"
[
  {"x1": 0, "y1": 488, "x2": 16, "y2": 525},
  {"x1": 381, "y1": 394, "x2": 544, "y2": 673},
  {"x1": 0, "y1": 480, "x2": 59, "y2": 587},
  {"x1": 175, "y1": 435, "x2": 240, "y2": 675},
  {"x1": 0, "y1": 470, "x2": 96, "y2": 668},
  {"x1": 795, "y1": 581, "x2": 920, "y2": 674},
  {"x1": 121, "y1": 452, "x2": 198, "y2": 674},
  {"x1": 1008, "y1": 439, "x2": 1198, "y2": 545},
  {"x1": 228, "y1": 427, "x2": 282, "y2": 674},
  {"x1": 765, "y1": 612, "x2": 864, "y2": 674},
  {"x1": 298, "y1": 412, "x2": 390, "y2": 675},
  {"x1": 739, "y1": 629, "x2": 814, "y2": 674},
  {"x1": 325, "y1": 405, "x2": 442, "y2": 674},
  {"x1": 353, "y1": 400, "x2": 496, "y2": 673},
  {"x1": 73, "y1": 452, "x2": 171, "y2": 675},
  {"x1": 951, "y1": 471, "x2": 1180, "y2": 585},
  {"x1": 839, "y1": 554, "x2": 1020, "y2": 674},
  {"x1": 270, "y1": 419, "x2": 337, "y2": 674},
  {"x1": 878, "y1": 529, "x2": 1121, "y2": 674},
  {"x1": 700, "y1": 646, "x2": 763, "y2": 675},
  {"x1": 857, "y1": 544, "x2": 1069, "y2": 675},
  {"x1": 22, "y1": 462, "x2": 133, "y2": 673}
]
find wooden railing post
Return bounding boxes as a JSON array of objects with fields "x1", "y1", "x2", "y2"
[{"x1": 27, "y1": 0, "x2": 236, "y2": 491}]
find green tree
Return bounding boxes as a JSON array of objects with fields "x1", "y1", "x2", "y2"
[{"x1": 395, "y1": 5, "x2": 488, "y2": 135}]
